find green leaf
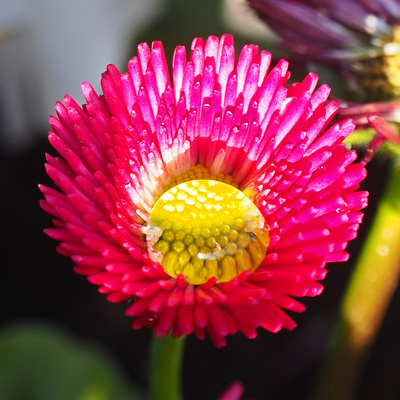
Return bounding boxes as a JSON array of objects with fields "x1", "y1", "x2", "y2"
[
  {"x1": 0, "y1": 322, "x2": 144, "y2": 400},
  {"x1": 343, "y1": 129, "x2": 375, "y2": 147}
]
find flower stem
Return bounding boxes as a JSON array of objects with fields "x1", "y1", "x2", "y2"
[
  {"x1": 313, "y1": 166, "x2": 400, "y2": 400},
  {"x1": 149, "y1": 334, "x2": 185, "y2": 400}
]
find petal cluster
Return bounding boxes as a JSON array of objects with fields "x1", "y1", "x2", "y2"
[
  {"x1": 40, "y1": 34, "x2": 368, "y2": 347},
  {"x1": 248, "y1": 0, "x2": 400, "y2": 61}
]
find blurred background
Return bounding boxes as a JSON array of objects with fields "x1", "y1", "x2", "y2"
[{"x1": 1, "y1": 0, "x2": 399, "y2": 399}]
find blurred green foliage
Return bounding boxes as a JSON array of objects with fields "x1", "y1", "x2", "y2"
[{"x1": 0, "y1": 323, "x2": 143, "y2": 400}]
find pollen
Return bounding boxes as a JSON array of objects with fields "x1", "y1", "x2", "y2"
[
  {"x1": 382, "y1": 25, "x2": 400, "y2": 96},
  {"x1": 351, "y1": 25, "x2": 400, "y2": 99},
  {"x1": 146, "y1": 179, "x2": 269, "y2": 285},
  {"x1": 168, "y1": 164, "x2": 239, "y2": 188}
]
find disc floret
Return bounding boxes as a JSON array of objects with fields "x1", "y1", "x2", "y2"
[{"x1": 146, "y1": 179, "x2": 269, "y2": 285}]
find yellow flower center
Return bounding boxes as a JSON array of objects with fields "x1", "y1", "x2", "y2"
[
  {"x1": 382, "y1": 25, "x2": 400, "y2": 96},
  {"x1": 146, "y1": 179, "x2": 269, "y2": 285},
  {"x1": 355, "y1": 25, "x2": 400, "y2": 99}
]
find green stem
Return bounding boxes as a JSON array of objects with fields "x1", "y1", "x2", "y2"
[
  {"x1": 149, "y1": 334, "x2": 185, "y2": 400},
  {"x1": 313, "y1": 166, "x2": 400, "y2": 400}
]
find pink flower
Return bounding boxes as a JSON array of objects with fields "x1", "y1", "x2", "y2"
[
  {"x1": 248, "y1": 0, "x2": 400, "y2": 99},
  {"x1": 40, "y1": 34, "x2": 368, "y2": 347},
  {"x1": 217, "y1": 381, "x2": 245, "y2": 400},
  {"x1": 337, "y1": 101, "x2": 400, "y2": 163}
]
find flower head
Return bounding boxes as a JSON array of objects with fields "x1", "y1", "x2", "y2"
[
  {"x1": 40, "y1": 34, "x2": 368, "y2": 347},
  {"x1": 248, "y1": 0, "x2": 400, "y2": 99},
  {"x1": 336, "y1": 101, "x2": 400, "y2": 163},
  {"x1": 217, "y1": 381, "x2": 245, "y2": 400}
]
